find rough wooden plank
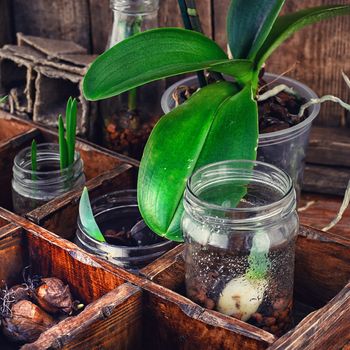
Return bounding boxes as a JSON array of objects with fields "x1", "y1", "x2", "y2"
[
  {"x1": 142, "y1": 282, "x2": 275, "y2": 350},
  {"x1": 295, "y1": 226, "x2": 350, "y2": 308},
  {"x1": 12, "y1": 0, "x2": 91, "y2": 52},
  {"x1": 302, "y1": 164, "x2": 350, "y2": 196},
  {"x1": 306, "y1": 126, "x2": 350, "y2": 167},
  {"x1": 89, "y1": 0, "x2": 112, "y2": 54},
  {"x1": 267, "y1": 282, "x2": 350, "y2": 350}
]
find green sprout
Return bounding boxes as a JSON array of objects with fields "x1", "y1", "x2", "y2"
[
  {"x1": 58, "y1": 97, "x2": 78, "y2": 170},
  {"x1": 246, "y1": 231, "x2": 271, "y2": 281},
  {"x1": 79, "y1": 187, "x2": 105, "y2": 242},
  {"x1": 0, "y1": 96, "x2": 8, "y2": 104},
  {"x1": 30, "y1": 97, "x2": 78, "y2": 179}
]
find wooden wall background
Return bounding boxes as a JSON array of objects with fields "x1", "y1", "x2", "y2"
[{"x1": 1, "y1": 0, "x2": 349, "y2": 127}]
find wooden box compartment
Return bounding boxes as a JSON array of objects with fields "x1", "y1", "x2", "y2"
[
  {"x1": 0, "y1": 211, "x2": 143, "y2": 350},
  {"x1": 0, "y1": 111, "x2": 137, "y2": 213},
  {"x1": 139, "y1": 226, "x2": 350, "y2": 350}
]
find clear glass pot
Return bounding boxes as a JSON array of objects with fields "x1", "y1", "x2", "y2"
[
  {"x1": 182, "y1": 160, "x2": 298, "y2": 336},
  {"x1": 161, "y1": 74, "x2": 320, "y2": 199},
  {"x1": 12, "y1": 143, "x2": 85, "y2": 214},
  {"x1": 75, "y1": 190, "x2": 176, "y2": 271},
  {"x1": 102, "y1": 0, "x2": 163, "y2": 159}
]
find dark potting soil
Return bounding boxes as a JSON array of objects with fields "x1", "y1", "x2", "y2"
[
  {"x1": 185, "y1": 238, "x2": 296, "y2": 336},
  {"x1": 104, "y1": 109, "x2": 158, "y2": 160},
  {"x1": 172, "y1": 78, "x2": 309, "y2": 134},
  {"x1": 99, "y1": 212, "x2": 164, "y2": 247}
]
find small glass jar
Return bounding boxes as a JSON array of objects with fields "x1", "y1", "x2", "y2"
[
  {"x1": 12, "y1": 143, "x2": 85, "y2": 214},
  {"x1": 182, "y1": 160, "x2": 298, "y2": 336},
  {"x1": 101, "y1": 0, "x2": 164, "y2": 159},
  {"x1": 75, "y1": 189, "x2": 176, "y2": 271}
]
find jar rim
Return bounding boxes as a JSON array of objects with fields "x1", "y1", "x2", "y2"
[
  {"x1": 77, "y1": 189, "x2": 173, "y2": 250},
  {"x1": 14, "y1": 143, "x2": 82, "y2": 178},
  {"x1": 185, "y1": 160, "x2": 295, "y2": 225}
]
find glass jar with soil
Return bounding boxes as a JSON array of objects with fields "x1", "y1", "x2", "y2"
[
  {"x1": 101, "y1": 0, "x2": 164, "y2": 159},
  {"x1": 182, "y1": 160, "x2": 298, "y2": 336},
  {"x1": 12, "y1": 143, "x2": 85, "y2": 214},
  {"x1": 75, "y1": 190, "x2": 176, "y2": 271}
]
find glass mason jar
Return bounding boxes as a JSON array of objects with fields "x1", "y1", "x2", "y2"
[
  {"x1": 12, "y1": 143, "x2": 85, "y2": 215},
  {"x1": 75, "y1": 189, "x2": 176, "y2": 271},
  {"x1": 102, "y1": 0, "x2": 163, "y2": 159},
  {"x1": 182, "y1": 160, "x2": 298, "y2": 336}
]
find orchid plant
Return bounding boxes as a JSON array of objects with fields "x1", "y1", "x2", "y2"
[{"x1": 83, "y1": 1, "x2": 350, "y2": 241}]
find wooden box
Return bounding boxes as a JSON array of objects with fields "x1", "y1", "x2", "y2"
[
  {"x1": 0, "y1": 208, "x2": 143, "y2": 350},
  {"x1": 139, "y1": 225, "x2": 350, "y2": 350},
  {"x1": 0, "y1": 111, "x2": 137, "y2": 217}
]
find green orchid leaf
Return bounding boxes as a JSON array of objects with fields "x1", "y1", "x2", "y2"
[
  {"x1": 0, "y1": 96, "x2": 8, "y2": 103},
  {"x1": 83, "y1": 28, "x2": 252, "y2": 100},
  {"x1": 227, "y1": 0, "x2": 285, "y2": 59},
  {"x1": 138, "y1": 82, "x2": 258, "y2": 241},
  {"x1": 58, "y1": 114, "x2": 68, "y2": 170},
  {"x1": 256, "y1": 4, "x2": 350, "y2": 69},
  {"x1": 79, "y1": 187, "x2": 106, "y2": 243}
]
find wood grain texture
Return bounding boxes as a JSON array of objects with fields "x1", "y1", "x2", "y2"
[
  {"x1": 267, "y1": 282, "x2": 350, "y2": 350},
  {"x1": 0, "y1": 0, "x2": 14, "y2": 48},
  {"x1": 0, "y1": 219, "x2": 143, "y2": 349},
  {"x1": 12, "y1": 0, "x2": 92, "y2": 52},
  {"x1": 88, "y1": 0, "x2": 111, "y2": 54},
  {"x1": 295, "y1": 225, "x2": 350, "y2": 308},
  {"x1": 22, "y1": 283, "x2": 143, "y2": 350},
  {"x1": 303, "y1": 164, "x2": 350, "y2": 196},
  {"x1": 299, "y1": 193, "x2": 350, "y2": 240},
  {"x1": 142, "y1": 282, "x2": 275, "y2": 350},
  {"x1": 306, "y1": 126, "x2": 350, "y2": 167}
]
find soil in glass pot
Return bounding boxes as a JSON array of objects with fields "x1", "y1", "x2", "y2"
[
  {"x1": 100, "y1": 0, "x2": 164, "y2": 159},
  {"x1": 12, "y1": 143, "x2": 85, "y2": 215},
  {"x1": 182, "y1": 160, "x2": 298, "y2": 336},
  {"x1": 76, "y1": 189, "x2": 176, "y2": 271}
]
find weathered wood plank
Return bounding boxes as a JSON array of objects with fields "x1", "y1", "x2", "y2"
[
  {"x1": 267, "y1": 282, "x2": 350, "y2": 350},
  {"x1": 307, "y1": 126, "x2": 350, "y2": 167},
  {"x1": 299, "y1": 193, "x2": 350, "y2": 240},
  {"x1": 0, "y1": 0, "x2": 14, "y2": 47},
  {"x1": 302, "y1": 164, "x2": 350, "y2": 196},
  {"x1": 88, "y1": 0, "x2": 111, "y2": 54},
  {"x1": 12, "y1": 0, "x2": 92, "y2": 51}
]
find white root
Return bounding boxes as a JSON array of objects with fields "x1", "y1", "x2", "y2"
[
  {"x1": 298, "y1": 95, "x2": 350, "y2": 118},
  {"x1": 298, "y1": 200, "x2": 316, "y2": 213},
  {"x1": 322, "y1": 180, "x2": 350, "y2": 232},
  {"x1": 257, "y1": 84, "x2": 296, "y2": 102},
  {"x1": 298, "y1": 71, "x2": 350, "y2": 117}
]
